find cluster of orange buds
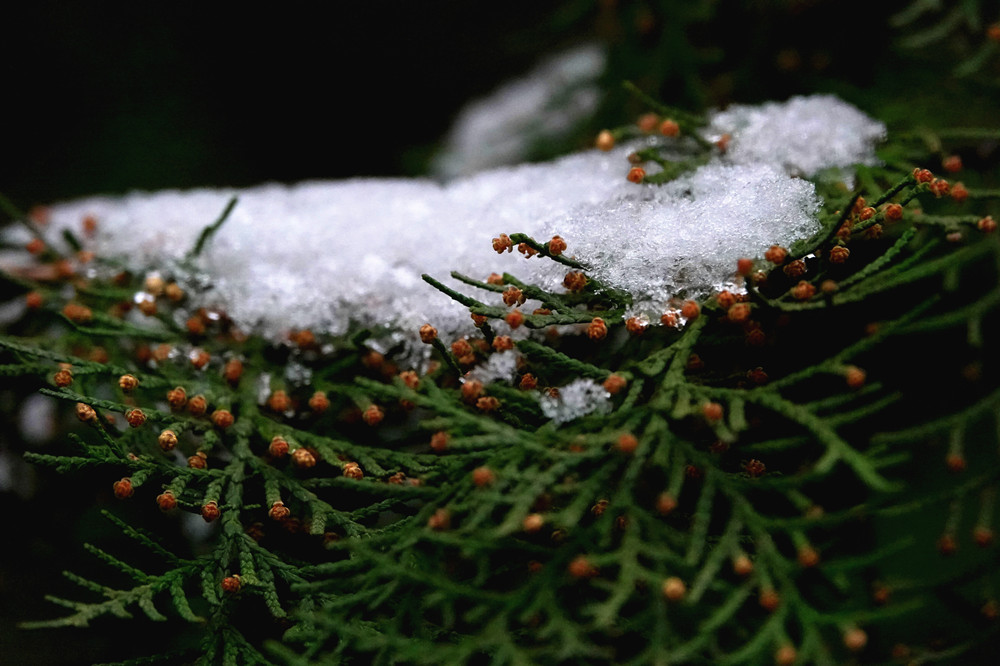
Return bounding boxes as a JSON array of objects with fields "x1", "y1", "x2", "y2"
[
  {"x1": 342, "y1": 462, "x2": 364, "y2": 480},
  {"x1": 517, "y1": 242, "x2": 538, "y2": 258}
]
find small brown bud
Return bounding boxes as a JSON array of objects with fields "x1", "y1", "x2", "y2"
[
  {"x1": 220, "y1": 575, "x2": 240, "y2": 593},
  {"x1": 268, "y1": 436, "x2": 289, "y2": 458},
  {"x1": 112, "y1": 477, "x2": 134, "y2": 499},
  {"x1": 125, "y1": 409, "x2": 146, "y2": 428},
  {"x1": 118, "y1": 374, "x2": 139, "y2": 392},
  {"x1": 342, "y1": 462, "x2": 364, "y2": 480},
  {"x1": 430, "y1": 431, "x2": 449, "y2": 452},
  {"x1": 158, "y1": 429, "x2": 178, "y2": 451},
  {"x1": 522, "y1": 513, "x2": 544, "y2": 533},
  {"x1": 568, "y1": 555, "x2": 597, "y2": 579},
  {"x1": 362, "y1": 404, "x2": 384, "y2": 426},
  {"x1": 732, "y1": 554, "x2": 754, "y2": 577},
  {"x1": 427, "y1": 508, "x2": 451, "y2": 530},
  {"x1": 656, "y1": 492, "x2": 677, "y2": 515},
  {"x1": 587, "y1": 317, "x2": 607, "y2": 341},
  {"x1": 223, "y1": 358, "x2": 243, "y2": 384},
  {"x1": 759, "y1": 588, "x2": 780, "y2": 612},
  {"x1": 471, "y1": 466, "x2": 495, "y2": 487},
  {"x1": 269, "y1": 501, "x2": 290, "y2": 521},
  {"x1": 492, "y1": 335, "x2": 515, "y2": 352},
  {"x1": 616, "y1": 433, "x2": 639, "y2": 454},
  {"x1": 267, "y1": 390, "x2": 292, "y2": 413},
  {"x1": 476, "y1": 396, "x2": 500, "y2": 412},
  {"x1": 661, "y1": 576, "x2": 686, "y2": 601},
  {"x1": 291, "y1": 447, "x2": 316, "y2": 469},
  {"x1": 210, "y1": 409, "x2": 234, "y2": 429},
  {"x1": 188, "y1": 394, "x2": 208, "y2": 417},
  {"x1": 419, "y1": 323, "x2": 438, "y2": 343},
  {"x1": 843, "y1": 628, "x2": 867, "y2": 652},
  {"x1": 201, "y1": 501, "x2": 221, "y2": 522},
  {"x1": 156, "y1": 491, "x2": 176, "y2": 511},
  {"x1": 547, "y1": 236, "x2": 567, "y2": 256},
  {"x1": 308, "y1": 391, "x2": 330, "y2": 413},
  {"x1": 53, "y1": 369, "x2": 73, "y2": 387},
  {"x1": 167, "y1": 386, "x2": 187, "y2": 410},
  {"x1": 188, "y1": 451, "x2": 208, "y2": 469}
]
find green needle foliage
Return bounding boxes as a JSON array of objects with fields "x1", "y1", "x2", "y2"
[{"x1": 2, "y1": 105, "x2": 1000, "y2": 665}]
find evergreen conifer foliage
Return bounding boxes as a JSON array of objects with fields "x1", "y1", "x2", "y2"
[{"x1": 2, "y1": 103, "x2": 1000, "y2": 664}]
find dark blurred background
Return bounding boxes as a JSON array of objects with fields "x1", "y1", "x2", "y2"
[
  {"x1": 4, "y1": 1, "x2": 1000, "y2": 663},
  {"x1": 1, "y1": 0, "x2": 948, "y2": 206}
]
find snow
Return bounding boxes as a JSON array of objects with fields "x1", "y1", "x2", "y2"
[
  {"x1": 13, "y1": 95, "x2": 884, "y2": 370},
  {"x1": 708, "y1": 94, "x2": 886, "y2": 177},
  {"x1": 538, "y1": 379, "x2": 612, "y2": 424},
  {"x1": 433, "y1": 44, "x2": 606, "y2": 179}
]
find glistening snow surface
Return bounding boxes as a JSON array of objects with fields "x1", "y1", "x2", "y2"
[{"x1": 28, "y1": 95, "x2": 883, "y2": 355}]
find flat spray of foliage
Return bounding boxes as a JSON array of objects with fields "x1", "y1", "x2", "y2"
[{"x1": 2, "y1": 100, "x2": 1000, "y2": 665}]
